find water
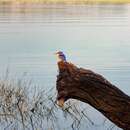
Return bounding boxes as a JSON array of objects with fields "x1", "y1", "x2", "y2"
[{"x1": 0, "y1": 4, "x2": 130, "y2": 130}]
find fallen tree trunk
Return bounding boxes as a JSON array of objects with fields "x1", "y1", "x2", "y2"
[{"x1": 56, "y1": 61, "x2": 130, "y2": 130}]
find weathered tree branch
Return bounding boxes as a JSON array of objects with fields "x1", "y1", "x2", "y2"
[{"x1": 56, "y1": 61, "x2": 130, "y2": 130}]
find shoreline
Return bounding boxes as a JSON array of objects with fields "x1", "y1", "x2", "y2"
[{"x1": 0, "y1": 0, "x2": 130, "y2": 5}]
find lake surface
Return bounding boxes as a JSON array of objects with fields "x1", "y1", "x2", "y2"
[{"x1": 0, "y1": 4, "x2": 130, "y2": 130}]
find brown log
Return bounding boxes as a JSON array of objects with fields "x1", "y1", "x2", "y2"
[{"x1": 56, "y1": 61, "x2": 130, "y2": 130}]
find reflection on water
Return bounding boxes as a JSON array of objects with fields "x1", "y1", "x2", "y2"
[
  {"x1": 0, "y1": 4, "x2": 129, "y2": 22},
  {"x1": 0, "y1": 4, "x2": 130, "y2": 130}
]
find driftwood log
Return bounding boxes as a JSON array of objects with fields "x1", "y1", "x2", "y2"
[{"x1": 56, "y1": 61, "x2": 130, "y2": 130}]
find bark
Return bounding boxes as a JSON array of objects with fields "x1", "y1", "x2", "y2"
[{"x1": 56, "y1": 61, "x2": 130, "y2": 130}]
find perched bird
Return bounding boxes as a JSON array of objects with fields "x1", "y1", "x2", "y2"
[{"x1": 55, "y1": 51, "x2": 67, "y2": 62}]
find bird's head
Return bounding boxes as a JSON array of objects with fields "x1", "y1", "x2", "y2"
[
  {"x1": 55, "y1": 51, "x2": 67, "y2": 63},
  {"x1": 55, "y1": 51, "x2": 64, "y2": 56}
]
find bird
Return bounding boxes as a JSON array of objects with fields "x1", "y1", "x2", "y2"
[{"x1": 55, "y1": 51, "x2": 67, "y2": 62}]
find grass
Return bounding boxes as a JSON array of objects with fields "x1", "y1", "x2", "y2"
[
  {"x1": 0, "y1": 76, "x2": 96, "y2": 130},
  {"x1": 0, "y1": 70, "x2": 118, "y2": 130}
]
